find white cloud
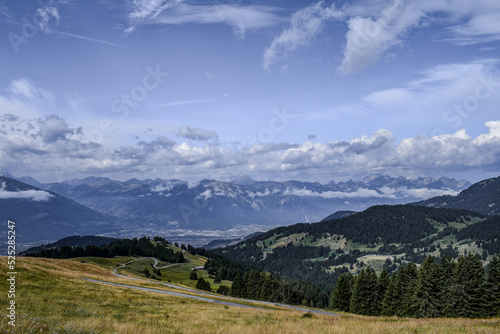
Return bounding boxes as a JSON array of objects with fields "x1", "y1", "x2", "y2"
[
  {"x1": 283, "y1": 185, "x2": 457, "y2": 200},
  {"x1": 0, "y1": 88, "x2": 499, "y2": 184},
  {"x1": 36, "y1": 4, "x2": 60, "y2": 33},
  {"x1": 0, "y1": 182, "x2": 53, "y2": 202},
  {"x1": 126, "y1": 1, "x2": 284, "y2": 38},
  {"x1": 177, "y1": 126, "x2": 218, "y2": 141},
  {"x1": 338, "y1": 0, "x2": 424, "y2": 74},
  {"x1": 7, "y1": 78, "x2": 53, "y2": 106},
  {"x1": 262, "y1": 0, "x2": 500, "y2": 73},
  {"x1": 263, "y1": 1, "x2": 342, "y2": 70}
]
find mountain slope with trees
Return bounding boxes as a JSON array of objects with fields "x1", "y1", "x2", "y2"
[
  {"x1": 212, "y1": 204, "x2": 491, "y2": 292},
  {"x1": 414, "y1": 176, "x2": 500, "y2": 216}
]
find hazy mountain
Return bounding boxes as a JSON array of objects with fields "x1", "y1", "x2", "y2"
[
  {"x1": 0, "y1": 176, "x2": 119, "y2": 251},
  {"x1": 413, "y1": 176, "x2": 500, "y2": 216},
  {"x1": 33, "y1": 174, "x2": 471, "y2": 231}
]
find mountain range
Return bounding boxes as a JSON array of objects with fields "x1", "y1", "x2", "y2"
[{"x1": 0, "y1": 172, "x2": 483, "y2": 250}]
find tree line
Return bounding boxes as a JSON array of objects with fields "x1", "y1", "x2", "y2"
[
  {"x1": 330, "y1": 253, "x2": 500, "y2": 318},
  {"x1": 203, "y1": 255, "x2": 328, "y2": 308},
  {"x1": 23, "y1": 236, "x2": 185, "y2": 263}
]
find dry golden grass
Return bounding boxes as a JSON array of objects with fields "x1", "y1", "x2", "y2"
[{"x1": 1, "y1": 256, "x2": 499, "y2": 333}]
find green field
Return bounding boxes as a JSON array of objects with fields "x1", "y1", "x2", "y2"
[{"x1": 1, "y1": 256, "x2": 499, "y2": 333}]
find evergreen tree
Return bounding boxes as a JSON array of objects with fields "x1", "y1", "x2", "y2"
[
  {"x1": 329, "y1": 272, "x2": 354, "y2": 312},
  {"x1": 230, "y1": 273, "x2": 243, "y2": 297},
  {"x1": 196, "y1": 277, "x2": 212, "y2": 292},
  {"x1": 349, "y1": 267, "x2": 378, "y2": 315},
  {"x1": 440, "y1": 253, "x2": 460, "y2": 317},
  {"x1": 412, "y1": 256, "x2": 441, "y2": 318},
  {"x1": 216, "y1": 285, "x2": 231, "y2": 295},
  {"x1": 214, "y1": 270, "x2": 222, "y2": 284},
  {"x1": 189, "y1": 270, "x2": 198, "y2": 280},
  {"x1": 487, "y1": 256, "x2": 500, "y2": 316},
  {"x1": 377, "y1": 268, "x2": 390, "y2": 315},
  {"x1": 395, "y1": 263, "x2": 418, "y2": 317},
  {"x1": 456, "y1": 254, "x2": 488, "y2": 318},
  {"x1": 381, "y1": 273, "x2": 398, "y2": 316},
  {"x1": 260, "y1": 273, "x2": 276, "y2": 302}
]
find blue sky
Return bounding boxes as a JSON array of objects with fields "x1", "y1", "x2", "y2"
[{"x1": 0, "y1": 0, "x2": 499, "y2": 184}]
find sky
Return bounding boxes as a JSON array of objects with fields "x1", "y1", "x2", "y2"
[{"x1": 0, "y1": 0, "x2": 499, "y2": 184}]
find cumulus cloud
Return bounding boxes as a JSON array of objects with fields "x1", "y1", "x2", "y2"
[
  {"x1": 0, "y1": 182, "x2": 53, "y2": 201},
  {"x1": 0, "y1": 91, "x2": 499, "y2": 183},
  {"x1": 177, "y1": 126, "x2": 218, "y2": 141},
  {"x1": 39, "y1": 115, "x2": 72, "y2": 143}
]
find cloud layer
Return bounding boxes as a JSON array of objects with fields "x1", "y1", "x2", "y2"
[
  {"x1": 0, "y1": 182, "x2": 53, "y2": 201},
  {"x1": 0, "y1": 106, "x2": 499, "y2": 183}
]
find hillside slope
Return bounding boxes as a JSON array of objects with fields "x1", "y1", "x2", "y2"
[
  {"x1": 413, "y1": 176, "x2": 500, "y2": 216},
  {"x1": 213, "y1": 205, "x2": 489, "y2": 291},
  {"x1": 0, "y1": 177, "x2": 119, "y2": 250}
]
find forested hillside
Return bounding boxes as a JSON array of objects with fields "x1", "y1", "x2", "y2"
[
  {"x1": 213, "y1": 205, "x2": 490, "y2": 291},
  {"x1": 414, "y1": 176, "x2": 500, "y2": 216}
]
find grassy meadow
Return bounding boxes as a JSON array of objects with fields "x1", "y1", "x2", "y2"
[{"x1": 1, "y1": 256, "x2": 499, "y2": 333}]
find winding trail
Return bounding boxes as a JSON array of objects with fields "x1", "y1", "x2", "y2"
[{"x1": 85, "y1": 257, "x2": 340, "y2": 316}]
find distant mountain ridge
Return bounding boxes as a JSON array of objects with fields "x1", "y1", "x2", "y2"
[
  {"x1": 4, "y1": 173, "x2": 469, "y2": 231},
  {"x1": 1, "y1": 172, "x2": 471, "y2": 235}
]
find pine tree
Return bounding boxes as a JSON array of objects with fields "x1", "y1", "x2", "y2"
[
  {"x1": 214, "y1": 270, "x2": 222, "y2": 284},
  {"x1": 196, "y1": 277, "x2": 211, "y2": 292},
  {"x1": 329, "y1": 272, "x2": 354, "y2": 312},
  {"x1": 456, "y1": 254, "x2": 488, "y2": 318},
  {"x1": 487, "y1": 256, "x2": 500, "y2": 316},
  {"x1": 230, "y1": 273, "x2": 243, "y2": 297},
  {"x1": 349, "y1": 267, "x2": 378, "y2": 315},
  {"x1": 260, "y1": 273, "x2": 275, "y2": 302},
  {"x1": 381, "y1": 273, "x2": 398, "y2": 316},
  {"x1": 377, "y1": 268, "x2": 390, "y2": 315},
  {"x1": 395, "y1": 263, "x2": 418, "y2": 317},
  {"x1": 440, "y1": 252, "x2": 459, "y2": 317},
  {"x1": 412, "y1": 256, "x2": 441, "y2": 318},
  {"x1": 189, "y1": 270, "x2": 198, "y2": 280}
]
